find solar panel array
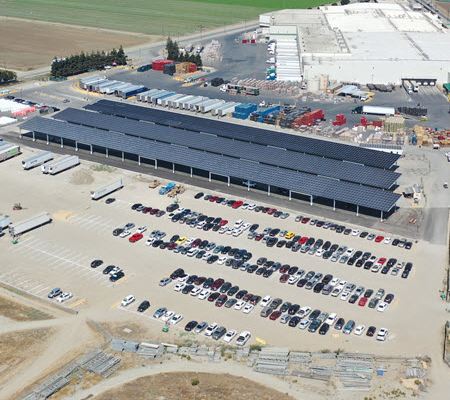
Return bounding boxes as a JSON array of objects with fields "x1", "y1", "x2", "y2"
[
  {"x1": 19, "y1": 117, "x2": 401, "y2": 212},
  {"x1": 84, "y1": 99, "x2": 401, "y2": 169},
  {"x1": 54, "y1": 108, "x2": 400, "y2": 189}
]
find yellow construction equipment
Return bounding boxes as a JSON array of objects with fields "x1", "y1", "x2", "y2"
[{"x1": 148, "y1": 179, "x2": 161, "y2": 189}]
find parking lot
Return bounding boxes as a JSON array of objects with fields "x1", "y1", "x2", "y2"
[{"x1": 0, "y1": 145, "x2": 446, "y2": 354}]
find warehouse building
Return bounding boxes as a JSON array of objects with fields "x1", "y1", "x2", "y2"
[
  {"x1": 260, "y1": 2, "x2": 450, "y2": 84},
  {"x1": 18, "y1": 101, "x2": 402, "y2": 219}
]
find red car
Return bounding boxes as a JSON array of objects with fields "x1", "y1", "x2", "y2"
[
  {"x1": 279, "y1": 273, "x2": 289, "y2": 283},
  {"x1": 279, "y1": 264, "x2": 290, "y2": 273},
  {"x1": 269, "y1": 310, "x2": 282, "y2": 320},
  {"x1": 232, "y1": 200, "x2": 243, "y2": 209},
  {"x1": 301, "y1": 217, "x2": 310, "y2": 224},
  {"x1": 142, "y1": 207, "x2": 152, "y2": 214},
  {"x1": 129, "y1": 233, "x2": 143, "y2": 243},
  {"x1": 255, "y1": 233, "x2": 265, "y2": 241},
  {"x1": 298, "y1": 236, "x2": 308, "y2": 244},
  {"x1": 215, "y1": 294, "x2": 228, "y2": 307},
  {"x1": 209, "y1": 196, "x2": 219, "y2": 202},
  {"x1": 267, "y1": 208, "x2": 277, "y2": 215},
  {"x1": 378, "y1": 257, "x2": 387, "y2": 265},
  {"x1": 167, "y1": 242, "x2": 176, "y2": 250},
  {"x1": 149, "y1": 208, "x2": 159, "y2": 215},
  {"x1": 219, "y1": 219, "x2": 228, "y2": 226},
  {"x1": 358, "y1": 297, "x2": 368, "y2": 307},
  {"x1": 208, "y1": 292, "x2": 220, "y2": 302},
  {"x1": 261, "y1": 207, "x2": 270, "y2": 213},
  {"x1": 242, "y1": 293, "x2": 253, "y2": 302},
  {"x1": 191, "y1": 238, "x2": 202, "y2": 247},
  {"x1": 211, "y1": 278, "x2": 225, "y2": 291},
  {"x1": 375, "y1": 235, "x2": 384, "y2": 243}
]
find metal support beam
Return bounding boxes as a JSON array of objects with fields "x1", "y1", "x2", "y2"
[
  {"x1": 356, "y1": 205, "x2": 359, "y2": 216},
  {"x1": 138, "y1": 155, "x2": 141, "y2": 166},
  {"x1": 172, "y1": 163, "x2": 175, "y2": 173},
  {"x1": 75, "y1": 141, "x2": 78, "y2": 151},
  {"x1": 227, "y1": 176, "x2": 230, "y2": 187},
  {"x1": 289, "y1": 190, "x2": 292, "y2": 201},
  {"x1": 122, "y1": 152, "x2": 124, "y2": 161},
  {"x1": 310, "y1": 195, "x2": 313, "y2": 206},
  {"x1": 208, "y1": 172, "x2": 211, "y2": 182},
  {"x1": 190, "y1": 167, "x2": 193, "y2": 178},
  {"x1": 268, "y1": 185, "x2": 271, "y2": 196},
  {"x1": 247, "y1": 181, "x2": 250, "y2": 191},
  {"x1": 90, "y1": 144, "x2": 93, "y2": 154},
  {"x1": 46, "y1": 134, "x2": 49, "y2": 145},
  {"x1": 155, "y1": 160, "x2": 158, "y2": 169},
  {"x1": 380, "y1": 211, "x2": 383, "y2": 221},
  {"x1": 60, "y1": 138, "x2": 64, "y2": 148},
  {"x1": 32, "y1": 131, "x2": 35, "y2": 142},
  {"x1": 333, "y1": 199, "x2": 336, "y2": 211},
  {"x1": 106, "y1": 148, "x2": 108, "y2": 158},
  {"x1": 19, "y1": 128, "x2": 22, "y2": 139}
]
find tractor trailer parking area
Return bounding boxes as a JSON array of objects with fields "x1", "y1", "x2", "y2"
[{"x1": 0, "y1": 145, "x2": 446, "y2": 355}]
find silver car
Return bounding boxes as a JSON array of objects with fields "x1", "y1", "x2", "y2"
[{"x1": 159, "y1": 277, "x2": 172, "y2": 286}]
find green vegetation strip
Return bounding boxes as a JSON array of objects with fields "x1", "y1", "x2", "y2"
[{"x1": 0, "y1": 0, "x2": 327, "y2": 35}]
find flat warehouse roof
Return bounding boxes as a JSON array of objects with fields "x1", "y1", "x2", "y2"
[
  {"x1": 84, "y1": 100, "x2": 400, "y2": 169},
  {"x1": 19, "y1": 117, "x2": 400, "y2": 212},
  {"x1": 54, "y1": 108, "x2": 400, "y2": 189}
]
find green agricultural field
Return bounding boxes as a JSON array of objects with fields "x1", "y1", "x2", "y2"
[{"x1": 0, "y1": 0, "x2": 327, "y2": 36}]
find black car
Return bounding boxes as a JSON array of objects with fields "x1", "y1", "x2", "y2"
[
  {"x1": 220, "y1": 282, "x2": 233, "y2": 293},
  {"x1": 247, "y1": 264, "x2": 258, "y2": 273},
  {"x1": 221, "y1": 246, "x2": 232, "y2": 255},
  {"x1": 249, "y1": 224, "x2": 259, "y2": 232},
  {"x1": 347, "y1": 257, "x2": 356, "y2": 266},
  {"x1": 360, "y1": 231, "x2": 369, "y2": 238},
  {"x1": 105, "y1": 198, "x2": 116, "y2": 204},
  {"x1": 269, "y1": 228, "x2": 280, "y2": 237},
  {"x1": 102, "y1": 265, "x2": 115, "y2": 274},
  {"x1": 166, "y1": 203, "x2": 180, "y2": 212},
  {"x1": 262, "y1": 269, "x2": 274, "y2": 278},
  {"x1": 204, "y1": 195, "x2": 212, "y2": 200},
  {"x1": 199, "y1": 240, "x2": 209, "y2": 249},
  {"x1": 322, "y1": 274, "x2": 333, "y2": 284},
  {"x1": 297, "y1": 278, "x2": 308, "y2": 287},
  {"x1": 242, "y1": 252, "x2": 252, "y2": 261},
  {"x1": 305, "y1": 271, "x2": 315, "y2": 280},
  {"x1": 207, "y1": 255, "x2": 219, "y2": 264},
  {"x1": 205, "y1": 217, "x2": 215, "y2": 224},
  {"x1": 137, "y1": 300, "x2": 150, "y2": 312},
  {"x1": 343, "y1": 228, "x2": 352, "y2": 235},
  {"x1": 185, "y1": 320, "x2": 198, "y2": 331},
  {"x1": 306, "y1": 237, "x2": 315, "y2": 246},
  {"x1": 131, "y1": 203, "x2": 142, "y2": 210},
  {"x1": 276, "y1": 240, "x2": 286, "y2": 248},
  {"x1": 349, "y1": 294, "x2": 359, "y2": 304},
  {"x1": 182, "y1": 284, "x2": 195, "y2": 294},
  {"x1": 113, "y1": 228, "x2": 124, "y2": 236},
  {"x1": 232, "y1": 260, "x2": 243, "y2": 269},
  {"x1": 263, "y1": 260, "x2": 274, "y2": 268},
  {"x1": 364, "y1": 289, "x2": 373, "y2": 298},
  {"x1": 152, "y1": 240, "x2": 163, "y2": 247},
  {"x1": 402, "y1": 262, "x2": 413, "y2": 278},
  {"x1": 309, "y1": 309, "x2": 321, "y2": 320},
  {"x1": 405, "y1": 242, "x2": 413, "y2": 249},
  {"x1": 288, "y1": 266, "x2": 299, "y2": 275},
  {"x1": 285, "y1": 241, "x2": 295, "y2": 249},
  {"x1": 213, "y1": 217, "x2": 222, "y2": 224},
  {"x1": 308, "y1": 319, "x2": 321, "y2": 333},
  {"x1": 385, "y1": 293, "x2": 395, "y2": 304},
  {"x1": 288, "y1": 304, "x2": 300, "y2": 315},
  {"x1": 319, "y1": 323, "x2": 330, "y2": 335},
  {"x1": 323, "y1": 250, "x2": 333, "y2": 259},
  {"x1": 355, "y1": 259, "x2": 364, "y2": 268},
  {"x1": 336, "y1": 225, "x2": 345, "y2": 233},
  {"x1": 271, "y1": 298, "x2": 283, "y2": 309},
  {"x1": 330, "y1": 244, "x2": 339, "y2": 252},
  {"x1": 170, "y1": 234, "x2": 180, "y2": 243},
  {"x1": 235, "y1": 289, "x2": 248, "y2": 299},
  {"x1": 196, "y1": 250, "x2": 206, "y2": 259},
  {"x1": 313, "y1": 282, "x2": 325, "y2": 293},
  {"x1": 198, "y1": 215, "x2": 207, "y2": 222},
  {"x1": 212, "y1": 224, "x2": 221, "y2": 232},
  {"x1": 334, "y1": 318, "x2": 345, "y2": 330},
  {"x1": 110, "y1": 271, "x2": 124, "y2": 282},
  {"x1": 322, "y1": 241, "x2": 331, "y2": 250},
  {"x1": 186, "y1": 275, "x2": 198, "y2": 285},
  {"x1": 387, "y1": 258, "x2": 397, "y2": 267},
  {"x1": 254, "y1": 206, "x2": 264, "y2": 212},
  {"x1": 256, "y1": 267, "x2": 266, "y2": 276},
  {"x1": 366, "y1": 326, "x2": 376, "y2": 337},
  {"x1": 170, "y1": 268, "x2": 184, "y2": 279},
  {"x1": 362, "y1": 252, "x2": 371, "y2": 260},
  {"x1": 90, "y1": 259, "x2": 103, "y2": 268},
  {"x1": 227, "y1": 286, "x2": 239, "y2": 296},
  {"x1": 203, "y1": 277, "x2": 214, "y2": 288},
  {"x1": 266, "y1": 237, "x2": 278, "y2": 247},
  {"x1": 288, "y1": 316, "x2": 301, "y2": 327},
  {"x1": 392, "y1": 238, "x2": 400, "y2": 246},
  {"x1": 257, "y1": 257, "x2": 267, "y2": 265},
  {"x1": 364, "y1": 261, "x2": 373, "y2": 270},
  {"x1": 280, "y1": 302, "x2": 292, "y2": 312}
]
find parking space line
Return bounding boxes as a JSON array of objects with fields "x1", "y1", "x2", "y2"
[
  {"x1": 69, "y1": 298, "x2": 86, "y2": 308},
  {"x1": 392, "y1": 298, "x2": 400, "y2": 310},
  {"x1": 11, "y1": 238, "x2": 39, "y2": 253},
  {"x1": 29, "y1": 284, "x2": 45, "y2": 293},
  {"x1": 114, "y1": 275, "x2": 132, "y2": 286},
  {"x1": 35, "y1": 286, "x2": 50, "y2": 295},
  {"x1": 110, "y1": 300, "x2": 122, "y2": 309}
]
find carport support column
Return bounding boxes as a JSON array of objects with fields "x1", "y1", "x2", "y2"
[
  {"x1": 333, "y1": 199, "x2": 336, "y2": 211},
  {"x1": 268, "y1": 185, "x2": 270, "y2": 196},
  {"x1": 122, "y1": 152, "x2": 124, "y2": 161},
  {"x1": 61, "y1": 138, "x2": 64, "y2": 148},
  {"x1": 289, "y1": 190, "x2": 292, "y2": 201},
  {"x1": 32, "y1": 131, "x2": 35, "y2": 142},
  {"x1": 155, "y1": 160, "x2": 158, "y2": 169},
  {"x1": 208, "y1": 172, "x2": 211, "y2": 182},
  {"x1": 90, "y1": 144, "x2": 93, "y2": 154},
  {"x1": 380, "y1": 211, "x2": 383, "y2": 222},
  {"x1": 227, "y1": 176, "x2": 230, "y2": 187},
  {"x1": 106, "y1": 148, "x2": 108, "y2": 158},
  {"x1": 356, "y1": 205, "x2": 359, "y2": 217},
  {"x1": 138, "y1": 155, "x2": 141, "y2": 166},
  {"x1": 247, "y1": 181, "x2": 250, "y2": 191},
  {"x1": 190, "y1": 167, "x2": 193, "y2": 177},
  {"x1": 172, "y1": 163, "x2": 175, "y2": 173},
  {"x1": 75, "y1": 141, "x2": 78, "y2": 151},
  {"x1": 310, "y1": 195, "x2": 313, "y2": 206},
  {"x1": 46, "y1": 134, "x2": 49, "y2": 145}
]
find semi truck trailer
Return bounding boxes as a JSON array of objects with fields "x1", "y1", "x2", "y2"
[
  {"x1": 43, "y1": 156, "x2": 79, "y2": 175},
  {"x1": 91, "y1": 179, "x2": 124, "y2": 200},
  {"x1": 0, "y1": 144, "x2": 21, "y2": 162},
  {"x1": 0, "y1": 213, "x2": 10, "y2": 233},
  {"x1": 9, "y1": 212, "x2": 51, "y2": 237},
  {"x1": 22, "y1": 151, "x2": 53, "y2": 170},
  {"x1": 352, "y1": 106, "x2": 396, "y2": 116}
]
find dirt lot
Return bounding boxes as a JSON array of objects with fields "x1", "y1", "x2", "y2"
[
  {"x1": 0, "y1": 327, "x2": 57, "y2": 386},
  {"x1": 0, "y1": 18, "x2": 155, "y2": 71},
  {"x1": 0, "y1": 293, "x2": 53, "y2": 321},
  {"x1": 94, "y1": 371, "x2": 294, "y2": 400}
]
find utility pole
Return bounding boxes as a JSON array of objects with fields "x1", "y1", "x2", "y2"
[{"x1": 198, "y1": 24, "x2": 204, "y2": 41}]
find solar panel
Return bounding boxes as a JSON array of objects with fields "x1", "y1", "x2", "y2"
[
  {"x1": 19, "y1": 117, "x2": 401, "y2": 212},
  {"x1": 84, "y1": 99, "x2": 401, "y2": 169},
  {"x1": 54, "y1": 108, "x2": 400, "y2": 189}
]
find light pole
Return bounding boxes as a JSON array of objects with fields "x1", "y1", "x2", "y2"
[{"x1": 198, "y1": 24, "x2": 204, "y2": 41}]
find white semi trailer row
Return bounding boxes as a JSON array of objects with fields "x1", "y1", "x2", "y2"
[
  {"x1": 42, "y1": 155, "x2": 79, "y2": 175},
  {"x1": 22, "y1": 151, "x2": 53, "y2": 170},
  {"x1": 91, "y1": 179, "x2": 124, "y2": 200},
  {"x1": 9, "y1": 212, "x2": 51, "y2": 237},
  {"x1": 0, "y1": 144, "x2": 21, "y2": 162}
]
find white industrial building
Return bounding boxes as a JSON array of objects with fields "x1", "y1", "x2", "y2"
[{"x1": 260, "y1": 1, "x2": 450, "y2": 84}]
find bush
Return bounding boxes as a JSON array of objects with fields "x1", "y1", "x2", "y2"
[
  {"x1": 0, "y1": 70, "x2": 17, "y2": 83},
  {"x1": 249, "y1": 344, "x2": 262, "y2": 352},
  {"x1": 191, "y1": 378, "x2": 200, "y2": 386},
  {"x1": 341, "y1": 0, "x2": 350, "y2": 4}
]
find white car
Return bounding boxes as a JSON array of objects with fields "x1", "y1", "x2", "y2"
[
  {"x1": 146, "y1": 237, "x2": 155, "y2": 246},
  {"x1": 202, "y1": 252, "x2": 211, "y2": 260},
  {"x1": 298, "y1": 319, "x2": 310, "y2": 330},
  {"x1": 298, "y1": 306, "x2": 311, "y2": 318},
  {"x1": 161, "y1": 310, "x2": 175, "y2": 322},
  {"x1": 187, "y1": 248, "x2": 198, "y2": 257},
  {"x1": 223, "y1": 329, "x2": 237, "y2": 343},
  {"x1": 331, "y1": 287, "x2": 343, "y2": 297},
  {"x1": 136, "y1": 226, "x2": 147, "y2": 234},
  {"x1": 226, "y1": 228, "x2": 234, "y2": 235},
  {"x1": 315, "y1": 249, "x2": 325, "y2": 257},
  {"x1": 109, "y1": 266, "x2": 121, "y2": 275},
  {"x1": 330, "y1": 278, "x2": 340, "y2": 287},
  {"x1": 247, "y1": 204, "x2": 256, "y2": 210},
  {"x1": 351, "y1": 229, "x2": 361, "y2": 236},
  {"x1": 325, "y1": 312, "x2": 337, "y2": 326},
  {"x1": 384, "y1": 237, "x2": 392, "y2": 244},
  {"x1": 57, "y1": 292, "x2": 73, "y2": 303},
  {"x1": 236, "y1": 331, "x2": 251, "y2": 346},
  {"x1": 260, "y1": 295, "x2": 272, "y2": 307},
  {"x1": 377, "y1": 302, "x2": 388, "y2": 312},
  {"x1": 190, "y1": 287, "x2": 202, "y2": 296},
  {"x1": 174, "y1": 282, "x2": 186, "y2": 292},
  {"x1": 232, "y1": 229, "x2": 243, "y2": 237},
  {"x1": 287, "y1": 275, "x2": 300, "y2": 285},
  {"x1": 371, "y1": 263, "x2": 382, "y2": 273},
  {"x1": 217, "y1": 257, "x2": 227, "y2": 265},
  {"x1": 377, "y1": 328, "x2": 389, "y2": 341},
  {"x1": 170, "y1": 314, "x2": 183, "y2": 325},
  {"x1": 340, "y1": 291, "x2": 351, "y2": 301},
  {"x1": 234, "y1": 220, "x2": 243, "y2": 228},
  {"x1": 242, "y1": 223, "x2": 251, "y2": 230},
  {"x1": 185, "y1": 237, "x2": 195, "y2": 246},
  {"x1": 121, "y1": 295, "x2": 135, "y2": 307},
  {"x1": 120, "y1": 229, "x2": 131, "y2": 238},
  {"x1": 354, "y1": 325, "x2": 366, "y2": 336},
  {"x1": 234, "y1": 300, "x2": 246, "y2": 310},
  {"x1": 219, "y1": 226, "x2": 228, "y2": 234},
  {"x1": 337, "y1": 280, "x2": 348, "y2": 289},
  {"x1": 178, "y1": 274, "x2": 190, "y2": 282},
  {"x1": 345, "y1": 248, "x2": 355, "y2": 257},
  {"x1": 243, "y1": 304, "x2": 254, "y2": 314},
  {"x1": 196, "y1": 289, "x2": 210, "y2": 300},
  {"x1": 204, "y1": 322, "x2": 218, "y2": 336},
  {"x1": 196, "y1": 221, "x2": 206, "y2": 229}
]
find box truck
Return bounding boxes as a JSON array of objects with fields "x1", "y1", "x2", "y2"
[
  {"x1": 42, "y1": 156, "x2": 79, "y2": 175},
  {"x1": 9, "y1": 212, "x2": 51, "y2": 237},
  {"x1": 22, "y1": 151, "x2": 53, "y2": 170},
  {"x1": 0, "y1": 144, "x2": 21, "y2": 162},
  {"x1": 91, "y1": 179, "x2": 124, "y2": 200}
]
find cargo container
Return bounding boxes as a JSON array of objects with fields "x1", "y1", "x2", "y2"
[
  {"x1": 22, "y1": 151, "x2": 53, "y2": 170},
  {"x1": 118, "y1": 85, "x2": 148, "y2": 99},
  {"x1": 352, "y1": 106, "x2": 396, "y2": 116},
  {"x1": 0, "y1": 213, "x2": 10, "y2": 230},
  {"x1": 9, "y1": 212, "x2": 51, "y2": 237},
  {"x1": 0, "y1": 144, "x2": 21, "y2": 162},
  {"x1": 91, "y1": 178, "x2": 124, "y2": 200},
  {"x1": 43, "y1": 155, "x2": 79, "y2": 175},
  {"x1": 152, "y1": 59, "x2": 174, "y2": 71}
]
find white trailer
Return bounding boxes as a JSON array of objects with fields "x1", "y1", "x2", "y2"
[
  {"x1": 0, "y1": 213, "x2": 10, "y2": 230},
  {"x1": 43, "y1": 155, "x2": 79, "y2": 175},
  {"x1": 22, "y1": 151, "x2": 53, "y2": 170},
  {"x1": 173, "y1": 95, "x2": 195, "y2": 109},
  {"x1": 91, "y1": 178, "x2": 124, "y2": 200},
  {"x1": 9, "y1": 212, "x2": 51, "y2": 237},
  {"x1": 0, "y1": 144, "x2": 21, "y2": 162},
  {"x1": 200, "y1": 99, "x2": 225, "y2": 113},
  {"x1": 162, "y1": 93, "x2": 185, "y2": 107}
]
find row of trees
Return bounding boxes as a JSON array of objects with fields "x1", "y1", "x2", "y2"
[
  {"x1": 166, "y1": 38, "x2": 203, "y2": 67},
  {"x1": 0, "y1": 70, "x2": 17, "y2": 83},
  {"x1": 51, "y1": 47, "x2": 127, "y2": 77}
]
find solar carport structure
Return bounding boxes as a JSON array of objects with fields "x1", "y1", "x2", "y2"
[
  {"x1": 85, "y1": 99, "x2": 401, "y2": 170},
  {"x1": 19, "y1": 115, "x2": 401, "y2": 218}
]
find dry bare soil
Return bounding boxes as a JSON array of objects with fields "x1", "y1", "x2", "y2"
[
  {"x1": 0, "y1": 18, "x2": 154, "y2": 71},
  {"x1": 0, "y1": 293, "x2": 53, "y2": 321},
  {"x1": 94, "y1": 371, "x2": 295, "y2": 400}
]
